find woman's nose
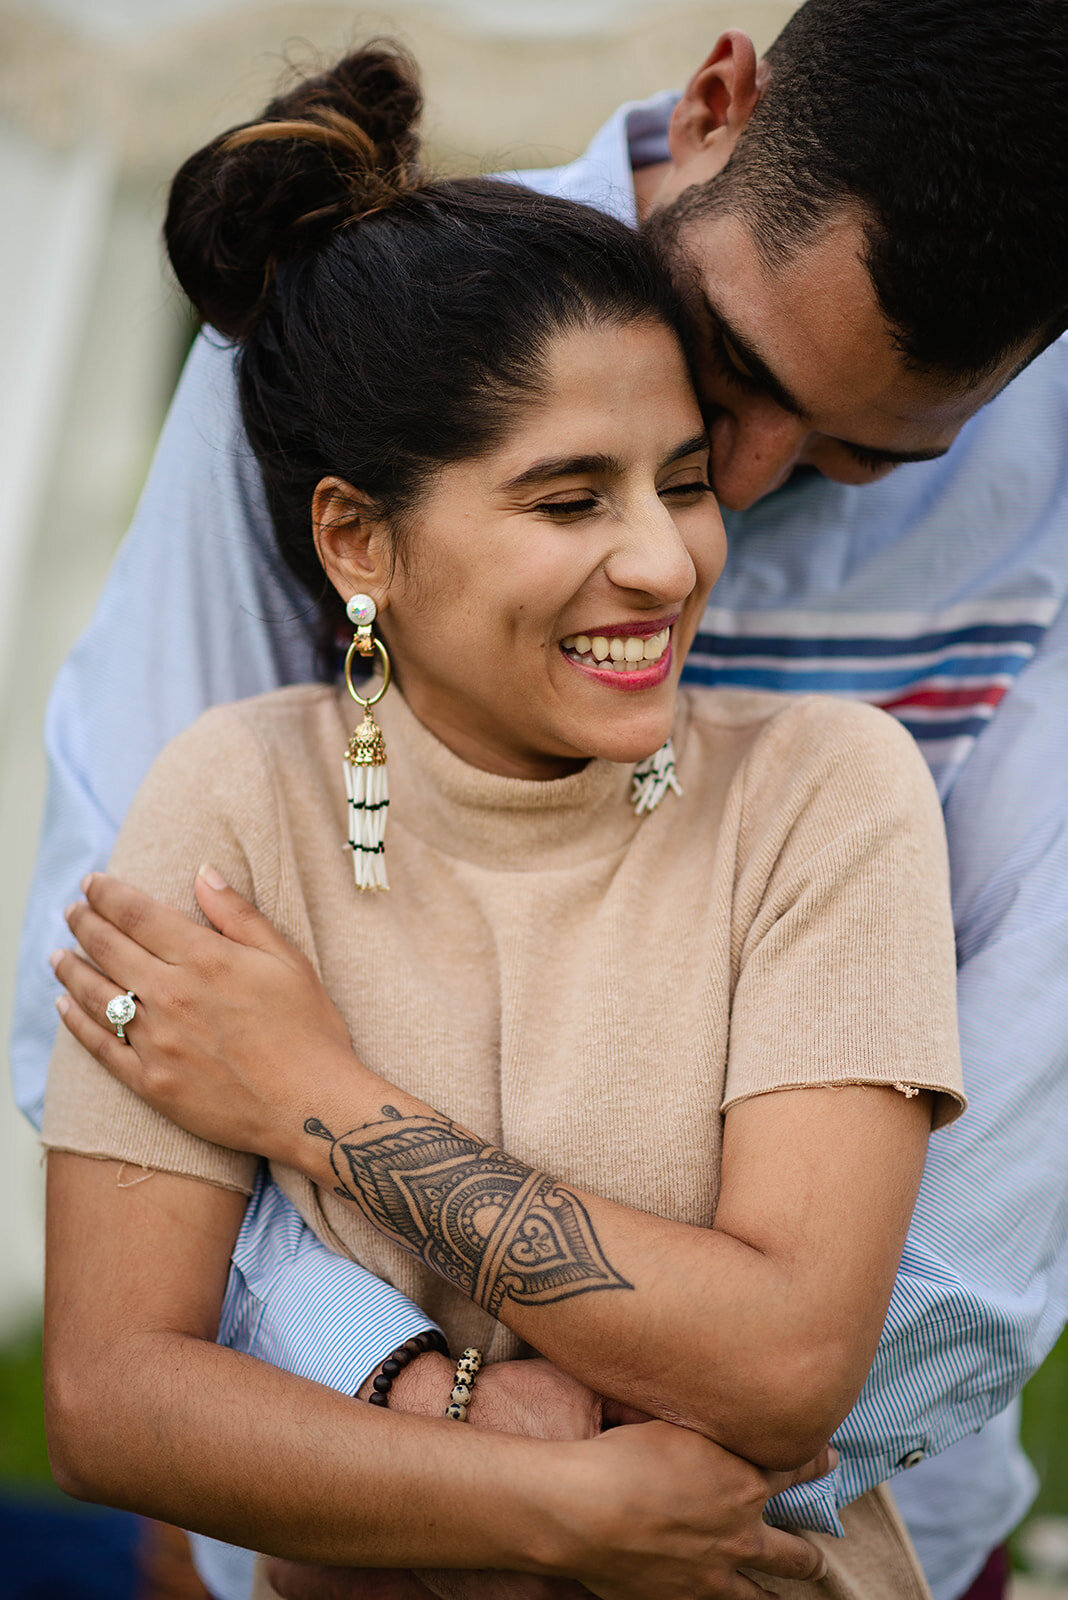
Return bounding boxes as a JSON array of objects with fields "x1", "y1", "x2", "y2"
[
  {"x1": 603, "y1": 494, "x2": 698, "y2": 601},
  {"x1": 707, "y1": 400, "x2": 809, "y2": 511}
]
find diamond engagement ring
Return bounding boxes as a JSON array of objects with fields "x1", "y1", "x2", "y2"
[{"x1": 105, "y1": 991, "x2": 137, "y2": 1041}]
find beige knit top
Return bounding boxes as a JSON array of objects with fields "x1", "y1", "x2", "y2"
[{"x1": 43, "y1": 683, "x2": 963, "y2": 1599}]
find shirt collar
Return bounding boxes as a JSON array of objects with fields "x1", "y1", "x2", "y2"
[{"x1": 507, "y1": 90, "x2": 678, "y2": 228}]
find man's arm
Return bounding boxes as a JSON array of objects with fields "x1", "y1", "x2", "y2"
[
  {"x1": 219, "y1": 1171, "x2": 442, "y2": 1397},
  {"x1": 769, "y1": 600, "x2": 1068, "y2": 1532},
  {"x1": 13, "y1": 332, "x2": 316, "y2": 1129}
]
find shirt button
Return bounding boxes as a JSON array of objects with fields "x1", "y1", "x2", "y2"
[{"x1": 899, "y1": 1449, "x2": 926, "y2": 1469}]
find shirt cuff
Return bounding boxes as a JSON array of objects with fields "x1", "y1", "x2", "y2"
[
  {"x1": 766, "y1": 1463, "x2": 845, "y2": 1538},
  {"x1": 220, "y1": 1169, "x2": 443, "y2": 1396}
]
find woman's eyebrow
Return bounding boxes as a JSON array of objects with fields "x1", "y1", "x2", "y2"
[
  {"x1": 501, "y1": 453, "x2": 622, "y2": 492},
  {"x1": 501, "y1": 435, "x2": 708, "y2": 495},
  {"x1": 664, "y1": 432, "x2": 712, "y2": 468}
]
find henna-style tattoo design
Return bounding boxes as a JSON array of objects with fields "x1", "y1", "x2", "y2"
[{"x1": 306, "y1": 1108, "x2": 632, "y2": 1316}]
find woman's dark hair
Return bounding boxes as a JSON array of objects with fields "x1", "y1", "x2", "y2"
[{"x1": 165, "y1": 44, "x2": 685, "y2": 662}]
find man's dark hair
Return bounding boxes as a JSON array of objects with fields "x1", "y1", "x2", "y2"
[{"x1": 650, "y1": 0, "x2": 1068, "y2": 381}]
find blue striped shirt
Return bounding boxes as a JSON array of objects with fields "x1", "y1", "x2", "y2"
[{"x1": 14, "y1": 94, "x2": 1068, "y2": 1600}]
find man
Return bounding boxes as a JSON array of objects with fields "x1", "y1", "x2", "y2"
[{"x1": 15, "y1": 2, "x2": 1068, "y2": 1598}]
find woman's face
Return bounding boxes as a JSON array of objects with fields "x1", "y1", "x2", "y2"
[{"x1": 328, "y1": 318, "x2": 726, "y2": 779}]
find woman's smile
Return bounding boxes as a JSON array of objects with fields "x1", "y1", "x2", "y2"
[{"x1": 560, "y1": 621, "x2": 675, "y2": 689}]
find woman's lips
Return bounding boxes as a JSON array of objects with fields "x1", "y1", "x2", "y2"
[
  {"x1": 559, "y1": 625, "x2": 674, "y2": 689},
  {"x1": 568, "y1": 614, "x2": 680, "y2": 641}
]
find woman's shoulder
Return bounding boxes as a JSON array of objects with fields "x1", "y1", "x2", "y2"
[
  {"x1": 151, "y1": 684, "x2": 343, "y2": 784},
  {"x1": 681, "y1": 681, "x2": 917, "y2": 746},
  {"x1": 118, "y1": 685, "x2": 344, "y2": 870},
  {"x1": 678, "y1": 686, "x2": 944, "y2": 872},
  {"x1": 680, "y1": 685, "x2": 935, "y2": 799},
  {"x1": 180, "y1": 681, "x2": 341, "y2": 741}
]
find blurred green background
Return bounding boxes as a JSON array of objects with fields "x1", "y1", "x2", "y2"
[{"x1": 1024, "y1": 1333, "x2": 1068, "y2": 1527}]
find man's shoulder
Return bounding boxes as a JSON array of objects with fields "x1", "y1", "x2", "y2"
[{"x1": 500, "y1": 90, "x2": 676, "y2": 222}]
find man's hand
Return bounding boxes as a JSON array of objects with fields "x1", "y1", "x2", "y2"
[
  {"x1": 391, "y1": 1357, "x2": 603, "y2": 1599},
  {"x1": 383, "y1": 1352, "x2": 608, "y2": 1442}
]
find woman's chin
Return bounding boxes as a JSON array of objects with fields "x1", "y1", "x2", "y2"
[{"x1": 566, "y1": 708, "x2": 677, "y2": 768}]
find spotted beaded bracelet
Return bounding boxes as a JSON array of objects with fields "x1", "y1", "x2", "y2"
[
  {"x1": 365, "y1": 1328, "x2": 449, "y2": 1408},
  {"x1": 444, "y1": 1347, "x2": 484, "y2": 1420}
]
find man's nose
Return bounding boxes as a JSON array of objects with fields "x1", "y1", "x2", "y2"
[{"x1": 707, "y1": 401, "x2": 809, "y2": 511}]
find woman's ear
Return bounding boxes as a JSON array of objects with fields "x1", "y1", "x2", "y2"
[
  {"x1": 667, "y1": 30, "x2": 764, "y2": 170},
  {"x1": 312, "y1": 476, "x2": 393, "y2": 611}
]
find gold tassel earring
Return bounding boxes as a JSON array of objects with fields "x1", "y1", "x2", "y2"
[{"x1": 343, "y1": 594, "x2": 391, "y2": 891}]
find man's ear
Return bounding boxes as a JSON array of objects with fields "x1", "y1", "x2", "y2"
[
  {"x1": 312, "y1": 476, "x2": 392, "y2": 611},
  {"x1": 668, "y1": 30, "x2": 764, "y2": 167}
]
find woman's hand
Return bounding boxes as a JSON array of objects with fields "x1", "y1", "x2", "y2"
[
  {"x1": 52, "y1": 868, "x2": 355, "y2": 1163},
  {"x1": 562, "y1": 1424, "x2": 832, "y2": 1600}
]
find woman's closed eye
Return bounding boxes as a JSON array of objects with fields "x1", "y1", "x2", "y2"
[
  {"x1": 534, "y1": 494, "x2": 603, "y2": 520},
  {"x1": 659, "y1": 477, "x2": 712, "y2": 504},
  {"x1": 534, "y1": 479, "x2": 711, "y2": 521}
]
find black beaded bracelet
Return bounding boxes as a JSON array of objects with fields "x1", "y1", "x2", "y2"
[{"x1": 366, "y1": 1328, "x2": 449, "y2": 1408}]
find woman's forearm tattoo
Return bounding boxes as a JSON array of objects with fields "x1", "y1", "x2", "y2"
[{"x1": 305, "y1": 1108, "x2": 632, "y2": 1316}]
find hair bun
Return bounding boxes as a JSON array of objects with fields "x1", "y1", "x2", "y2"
[{"x1": 165, "y1": 43, "x2": 423, "y2": 339}]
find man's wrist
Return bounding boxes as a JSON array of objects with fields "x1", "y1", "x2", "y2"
[
  {"x1": 359, "y1": 1349, "x2": 454, "y2": 1411},
  {"x1": 364, "y1": 1357, "x2": 597, "y2": 1580}
]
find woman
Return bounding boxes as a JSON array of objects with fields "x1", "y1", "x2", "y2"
[{"x1": 42, "y1": 44, "x2": 962, "y2": 1600}]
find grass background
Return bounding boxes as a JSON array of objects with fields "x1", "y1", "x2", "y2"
[{"x1": 1020, "y1": 1328, "x2": 1068, "y2": 1522}]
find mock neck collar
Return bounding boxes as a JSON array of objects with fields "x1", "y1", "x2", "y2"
[{"x1": 337, "y1": 685, "x2": 686, "y2": 871}]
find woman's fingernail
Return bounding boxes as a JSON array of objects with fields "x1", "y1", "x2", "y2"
[
  {"x1": 64, "y1": 903, "x2": 78, "y2": 921},
  {"x1": 81, "y1": 874, "x2": 94, "y2": 893},
  {"x1": 55, "y1": 997, "x2": 70, "y2": 1017},
  {"x1": 198, "y1": 863, "x2": 227, "y2": 890},
  {"x1": 49, "y1": 949, "x2": 64, "y2": 972}
]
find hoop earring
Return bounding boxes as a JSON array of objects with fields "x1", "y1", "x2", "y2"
[{"x1": 343, "y1": 594, "x2": 392, "y2": 891}]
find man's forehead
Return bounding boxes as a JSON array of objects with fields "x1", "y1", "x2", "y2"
[{"x1": 677, "y1": 207, "x2": 1002, "y2": 443}]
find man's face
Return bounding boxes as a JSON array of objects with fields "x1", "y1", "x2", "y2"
[{"x1": 662, "y1": 206, "x2": 1019, "y2": 511}]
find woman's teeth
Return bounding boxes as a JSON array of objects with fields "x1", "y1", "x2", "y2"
[{"x1": 560, "y1": 627, "x2": 671, "y2": 672}]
